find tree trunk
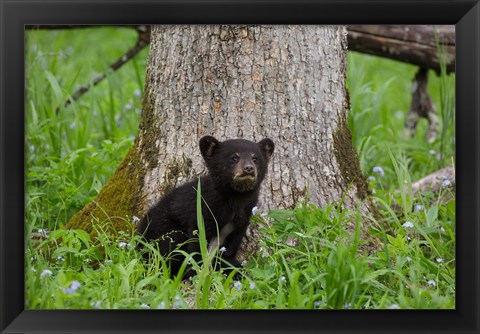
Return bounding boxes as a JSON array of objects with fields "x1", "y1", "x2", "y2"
[{"x1": 66, "y1": 25, "x2": 378, "y2": 253}]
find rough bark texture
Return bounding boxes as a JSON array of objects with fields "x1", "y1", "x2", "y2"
[{"x1": 66, "y1": 25, "x2": 377, "y2": 252}]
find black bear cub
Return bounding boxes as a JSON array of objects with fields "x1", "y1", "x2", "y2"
[{"x1": 137, "y1": 135, "x2": 274, "y2": 278}]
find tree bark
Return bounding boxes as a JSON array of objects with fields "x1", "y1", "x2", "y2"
[
  {"x1": 66, "y1": 25, "x2": 378, "y2": 253},
  {"x1": 348, "y1": 25, "x2": 455, "y2": 73}
]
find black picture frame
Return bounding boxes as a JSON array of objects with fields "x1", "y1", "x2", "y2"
[{"x1": 1, "y1": 0, "x2": 479, "y2": 333}]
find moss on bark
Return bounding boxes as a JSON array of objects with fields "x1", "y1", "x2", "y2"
[{"x1": 65, "y1": 144, "x2": 145, "y2": 239}]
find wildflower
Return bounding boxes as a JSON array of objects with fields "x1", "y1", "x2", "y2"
[
  {"x1": 368, "y1": 176, "x2": 376, "y2": 181},
  {"x1": 372, "y1": 166, "x2": 385, "y2": 177},
  {"x1": 118, "y1": 242, "x2": 127, "y2": 248},
  {"x1": 441, "y1": 179, "x2": 451, "y2": 188},
  {"x1": 234, "y1": 281, "x2": 242, "y2": 290},
  {"x1": 344, "y1": 303, "x2": 352, "y2": 309},
  {"x1": 279, "y1": 276, "x2": 286, "y2": 284},
  {"x1": 313, "y1": 301, "x2": 322, "y2": 308},
  {"x1": 69, "y1": 122, "x2": 76, "y2": 130},
  {"x1": 62, "y1": 280, "x2": 81, "y2": 295},
  {"x1": 436, "y1": 153, "x2": 442, "y2": 160},
  {"x1": 427, "y1": 280, "x2": 437, "y2": 287},
  {"x1": 57, "y1": 256, "x2": 65, "y2": 262},
  {"x1": 157, "y1": 301, "x2": 166, "y2": 309},
  {"x1": 219, "y1": 246, "x2": 227, "y2": 253},
  {"x1": 40, "y1": 269, "x2": 53, "y2": 278},
  {"x1": 140, "y1": 303, "x2": 150, "y2": 309},
  {"x1": 91, "y1": 301, "x2": 101, "y2": 309},
  {"x1": 436, "y1": 258, "x2": 443, "y2": 263},
  {"x1": 132, "y1": 215, "x2": 140, "y2": 223},
  {"x1": 134, "y1": 89, "x2": 142, "y2": 97},
  {"x1": 249, "y1": 282, "x2": 256, "y2": 290},
  {"x1": 29, "y1": 145, "x2": 35, "y2": 152},
  {"x1": 125, "y1": 103, "x2": 133, "y2": 110},
  {"x1": 38, "y1": 229, "x2": 49, "y2": 237},
  {"x1": 104, "y1": 259, "x2": 112, "y2": 265},
  {"x1": 429, "y1": 149, "x2": 436, "y2": 155},
  {"x1": 173, "y1": 295, "x2": 182, "y2": 308},
  {"x1": 402, "y1": 221, "x2": 414, "y2": 228},
  {"x1": 389, "y1": 304, "x2": 400, "y2": 309},
  {"x1": 251, "y1": 206, "x2": 259, "y2": 215},
  {"x1": 406, "y1": 256, "x2": 412, "y2": 262},
  {"x1": 414, "y1": 205, "x2": 423, "y2": 212}
]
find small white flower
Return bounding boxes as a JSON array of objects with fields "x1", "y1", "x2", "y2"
[
  {"x1": 219, "y1": 246, "x2": 227, "y2": 253},
  {"x1": 389, "y1": 304, "x2": 400, "y2": 309},
  {"x1": 132, "y1": 216, "x2": 140, "y2": 224},
  {"x1": 69, "y1": 122, "x2": 76, "y2": 130},
  {"x1": 57, "y1": 256, "x2": 65, "y2": 262},
  {"x1": 414, "y1": 205, "x2": 423, "y2": 212},
  {"x1": 252, "y1": 206, "x2": 259, "y2": 215},
  {"x1": 427, "y1": 280, "x2": 437, "y2": 287},
  {"x1": 104, "y1": 259, "x2": 112, "y2": 265},
  {"x1": 406, "y1": 256, "x2": 412, "y2": 262},
  {"x1": 157, "y1": 301, "x2": 166, "y2": 309},
  {"x1": 91, "y1": 301, "x2": 101, "y2": 309},
  {"x1": 372, "y1": 166, "x2": 385, "y2": 177},
  {"x1": 140, "y1": 303, "x2": 150, "y2": 309},
  {"x1": 234, "y1": 281, "x2": 242, "y2": 290},
  {"x1": 125, "y1": 103, "x2": 133, "y2": 110},
  {"x1": 40, "y1": 269, "x2": 53, "y2": 277},
  {"x1": 368, "y1": 176, "x2": 376, "y2": 181},
  {"x1": 313, "y1": 301, "x2": 322, "y2": 308},
  {"x1": 279, "y1": 276, "x2": 286, "y2": 284},
  {"x1": 440, "y1": 227, "x2": 446, "y2": 233},
  {"x1": 441, "y1": 179, "x2": 451, "y2": 188},
  {"x1": 118, "y1": 242, "x2": 127, "y2": 248},
  {"x1": 344, "y1": 303, "x2": 352, "y2": 309},
  {"x1": 249, "y1": 282, "x2": 256, "y2": 290},
  {"x1": 134, "y1": 89, "x2": 142, "y2": 97},
  {"x1": 402, "y1": 221, "x2": 414, "y2": 228},
  {"x1": 62, "y1": 280, "x2": 81, "y2": 295},
  {"x1": 241, "y1": 260, "x2": 247, "y2": 266},
  {"x1": 436, "y1": 153, "x2": 442, "y2": 160},
  {"x1": 29, "y1": 145, "x2": 35, "y2": 152},
  {"x1": 174, "y1": 295, "x2": 181, "y2": 301},
  {"x1": 407, "y1": 236, "x2": 412, "y2": 241},
  {"x1": 429, "y1": 149, "x2": 436, "y2": 155},
  {"x1": 436, "y1": 258, "x2": 443, "y2": 263}
]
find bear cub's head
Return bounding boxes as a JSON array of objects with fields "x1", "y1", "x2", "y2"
[{"x1": 199, "y1": 136, "x2": 274, "y2": 192}]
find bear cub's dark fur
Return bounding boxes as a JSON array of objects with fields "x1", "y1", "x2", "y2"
[{"x1": 137, "y1": 135, "x2": 274, "y2": 277}]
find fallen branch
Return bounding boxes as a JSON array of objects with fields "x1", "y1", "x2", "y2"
[
  {"x1": 56, "y1": 25, "x2": 150, "y2": 114},
  {"x1": 411, "y1": 166, "x2": 455, "y2": 194},
  {"x1": 404, "y1": 68, "x2": 439, "y2": 143},
  {"x1": 348, "y1": 25, "x2": 455, "y2": 73}
]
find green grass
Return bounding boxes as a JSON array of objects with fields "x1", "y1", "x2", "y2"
[{"x1": 25, "y1": 27, "x2": 455, "y2": 309}]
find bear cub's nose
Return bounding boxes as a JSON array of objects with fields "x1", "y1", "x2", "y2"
[{"x1": 243, "y1": 164, "x2": 255, "y2": 175}]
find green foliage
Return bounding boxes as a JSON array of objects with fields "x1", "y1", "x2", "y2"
[{"x1": 25, "y1": 28, "x2": 455, "y2": 309}]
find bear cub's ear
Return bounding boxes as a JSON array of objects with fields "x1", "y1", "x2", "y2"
[
  {"x1": 199, "y1": 135, "x2": 220, "y2": 159},
  {"x1": 258, "y1": 138, "x2": 275, "y2": 160}
]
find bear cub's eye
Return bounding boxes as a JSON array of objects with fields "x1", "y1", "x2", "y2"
[
  {"x1": 252, "y1": 155, "x2": 259, "y2": 163},
  {"x1": 231, "y1": 155, "x2": 239, "y2": 163}
]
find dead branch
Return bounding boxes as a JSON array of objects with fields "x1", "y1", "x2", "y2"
[
  {"x1": 404, "y1": 68, "x2": 439, "y2": 142},
  {"x1": 348, "y1": 25, "x2": 455, "y2": 73},
  {"x1": 411, "y1": 166, "x2": 455, "y2": 194}
]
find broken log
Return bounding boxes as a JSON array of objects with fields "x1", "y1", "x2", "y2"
[{"x1": 348, "y1": 25, "x2": 455, "y2": 73}]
